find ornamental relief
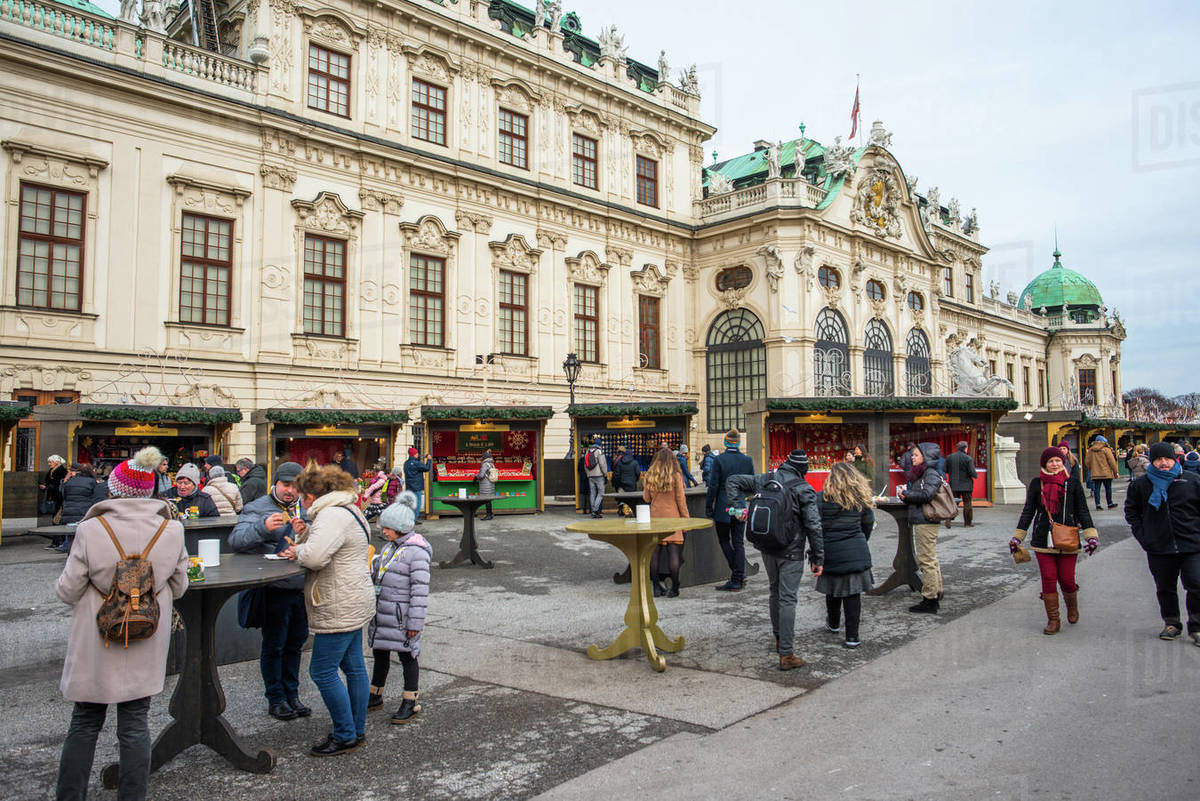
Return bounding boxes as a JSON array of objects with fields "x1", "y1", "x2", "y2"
[
  {"x1": 402, "y1": 45, "x2": 457, "y2": 83},
  {"x1": 492, "y1": 79, "x2": 541, "y2": 114},
  {"x1": 3, "y1": 140, "x2": 108, "y2": 187},
  {"x1": 358, "y1": 188, "x2": 403, "y2": 214},
  {"x1": 259, "y1": 163, "x2": 297, "y2": 191},
  {"x1": 489, "y1": 234, "x2": 542, "y2": 274},
  {"x1": 535, "y1": 228, "x2": 568, "y2": 251},
  {"x1": 399, "y1": 215, "x2": 460, "y2": 256},
  {"x1": 851, "y1": 168, "x2": 903, "y2": 240},
  {"x1": 291, "y1": 191, "x2": 364, "y2": 237},
  {"x1": 606, "y1": 246, "x2": 633, "y2": 267},
  {"x1": 167, "y1": 174, "x2": 250, "y2": 217},
  {"x1": 455, "y1": 210, "x2": 493, "y2": 233},
  {"x1": 299, "y1": 9, "x2": 364, "y2": 48},
  {"x1": 1073, "y1": 353, "x2": 1099, "y2": 369},
  {"x1": 565, "y1": 251, "x2": 610, "y2": 285},
  {"x1": 630, "y1": 264, "x2": 670, "y2": 297}
]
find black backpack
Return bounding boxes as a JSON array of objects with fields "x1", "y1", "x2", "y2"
[{"x1": 745, "y1": 472, "x2": 803, "y2": 553}]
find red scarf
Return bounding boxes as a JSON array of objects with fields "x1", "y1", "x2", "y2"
[{"x1": 1040, "y1": 469, "x2": 1067, "y2": 516}]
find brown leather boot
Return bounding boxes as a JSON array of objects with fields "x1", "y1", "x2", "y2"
[
  {"x1": 778, "y1": 653, "x2": 805, "y2": 671},
  {"x1": 1063, "y1": 588, "x2": 1079, "y2": 624},
  {"x1": 1041, "y1": 592, "x2": 1061, "y2": 635}
]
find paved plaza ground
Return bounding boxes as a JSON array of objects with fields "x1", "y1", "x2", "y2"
[{"x1": 1, "y1": 484, "x2": 1197, "y2": 800}]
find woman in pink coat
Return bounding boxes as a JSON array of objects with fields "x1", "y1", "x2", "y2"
[{"x1": 54, "y1": 446, "x2": 189, "y2": 801}]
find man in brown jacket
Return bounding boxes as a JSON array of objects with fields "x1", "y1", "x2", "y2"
[{"x1": 1085, "y1": 435, "x2": 1120, "y2": 510}]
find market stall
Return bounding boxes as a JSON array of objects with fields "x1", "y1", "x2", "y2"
[
  {"x1": 745, "y1": 397, "x2": 1017, "y2": 500},
  {"x1": 0, "y1": 401, "x2": 32, "y2": 544},
  {"x1": 32, "y1": 403, "x2": 242, "y2": 479},
  {"x1": 252, "y1": 408, "x2": 409, "y2": 483},
  {"x1": 1000, "y1": 413, "x2": 1177, "y2": 485},
  {"x1": 567, "y1": 402, "x2": 698, "y2": 512},
  {"x1": 420, "y1": 405, "x2": 553, "y2": 516}
]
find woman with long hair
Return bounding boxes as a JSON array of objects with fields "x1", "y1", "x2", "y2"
[
  {"x1": 816, "y1": 462, "x2": 876, "y2": 647},
  {"x1": 643, "y1": 447, "x2": 690, "y2": 597}
]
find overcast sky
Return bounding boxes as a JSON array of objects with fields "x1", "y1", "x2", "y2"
[{"x1": 97, "y1": 0, "x2": 1199, "y2": 394}]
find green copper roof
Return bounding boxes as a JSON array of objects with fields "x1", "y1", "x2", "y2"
[
  {"x1": 55, "y1": 0, "x2": 114, "y2": 18},
  {"x1": 1018, "y1": 249, "x2": 1104, "y2": 311},
  {"x1": 706, "y1": 138, "x2": 824, "y2": 184}
]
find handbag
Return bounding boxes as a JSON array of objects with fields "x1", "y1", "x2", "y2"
[
  {"x1": 1048, "y1": 490, "x2": 1080, "y2": 552},
  {"x1": 921, "y1": 478, "x2": 959, "y2": 523},
  {"x1": 237, "y1": 587, "x2": 266, "y2": 629}
]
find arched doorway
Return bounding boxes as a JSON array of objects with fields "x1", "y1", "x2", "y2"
[
  {"x1": 706, "y1": 309, "x2": 766, "y2": 432},
  {"x1": 863, "y1": 319, "x2": 894, "y2": 397},
  {"x1": 814, "y1": 308, "x2": 850, "y2": 395},
  {"x1": 905, "y1": 328, "x2": 932, "y2": 395}
]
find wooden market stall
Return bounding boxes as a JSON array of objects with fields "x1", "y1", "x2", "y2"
[
  {"x1": 744, "y1": 397, "x2": 1018, "y2": 500},
  {"x1": 252, "y1": 408, "x2": 410, "y2": 483},
  {"x1": 418, "y1": 405, "x2": 554, "y2": 516},
  {"x1": 1000, "y1": 412, "x2": 1177, "y2": 484},
  {"x1": 0, "y1": 401, "x2": 32, "y2": 544}
]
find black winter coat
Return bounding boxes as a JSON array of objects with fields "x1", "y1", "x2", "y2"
[
  {"x1": 59, "y1": 475, "x2": 99, "y2": 525},
  {"x1": 901, "y1": 443, "x2": 946, "y2": 525},
  {"x1": 610, "y1": 454, "x2": 641, "y2": 492},
  {"x1": 706, "y1": 449, "x2": 755, "y2": 523},
  {"x1": 1015, "y1": 476, "x2": 1096, "y2": 552},
  {"x1": 943, "y1": 450, "x2": 978, "y2": 493},
  {"x1": 164, "y1": 487, "x2": 220, "y2": 517},
  {"x1": 1125, "y1": 470, "x2": 1200, "y2": 555},
  {"x1": 725, "y1": 464, "x2": 823, "y2": 563},
  {"x1": 239, "y1": 464, "x2": 268, "y2": 504},
  {"x1": 816, "y1": 495, "x2": 873, "y2": 574}
]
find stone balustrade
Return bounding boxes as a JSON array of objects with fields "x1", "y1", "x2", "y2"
[
  {"x1": 0, "y1": 0, "x2": 115, "y2": 50},
  {"x1": 694, "y1": 177, "x2": 827, "y2": 221}
]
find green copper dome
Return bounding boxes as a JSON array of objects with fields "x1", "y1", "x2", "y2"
[{"x1": 1018, "y1": 249, "x2": 1104, "y2": 312}]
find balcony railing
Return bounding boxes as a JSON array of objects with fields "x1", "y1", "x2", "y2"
[
  {"x1": 695, "y1": 177, "x2": 828, "y2": 220},
  {"x1": 0, "y1": 0, "x2": 116, "y2": 49}
]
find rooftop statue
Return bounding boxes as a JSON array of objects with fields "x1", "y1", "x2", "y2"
[
  {"x1": 546, "y1": 1, "x2": 562, "y2": 31},
  {"x1": 823, "y1": 136, "x2": 856, "y2": 177},
  {"x1": 678, "y1": 64, "x2": 699, "y2": 95},
  {"x1": 793, "y1": 140, "x2": 807, "y2": 179},
  {"x1": 947, "y1": 197, "x2": 961, "y2": 228},
  {"x1": 765, "y1": 141, "x2": 782, "y2": 178},
  {"x1": 707, "y1": 171, "x2": 734, "y2": 195},
  {"x1": 948, "y1": 346, "x2": 1014, "y2": 397},
  {"x1": 141, "y1": 0, "x2": 166, "y2": 33},
  {"x1": 535, "y1": 0, "x2": 546, "y2": 28},
  {"x1": 962, "y1": 207, "x2": 979, "y2": 235},
  {"x1": 119, "y1": 0, "x2": 138, "y2": 23},
  {"x1": 598, "y1": 26, "x2": 628, "y2": 60},
  {"x1": 658, "y1": 50, "x2": 669, "y2": 82},
  {"x1": 868, "y1": 120, "x2": 893, "y2": 149}
]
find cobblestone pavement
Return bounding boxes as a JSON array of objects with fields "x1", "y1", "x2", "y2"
[{"x1": 0, "y1": 489, "x2": 1139, "y2": 800}]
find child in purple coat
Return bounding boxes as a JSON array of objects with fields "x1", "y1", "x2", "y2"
[{"x1": 367, "y1": 492, "x2": 432, "y2": 724}]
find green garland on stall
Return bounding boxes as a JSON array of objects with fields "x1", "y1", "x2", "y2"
[
  {"x1": 421, "y1": 406, "x2": 554, "y2": 420},
  {"x1": 567, "y1": 403, "x2": 699, "y2": 418},
  {"x1": 79, "y1": 407, "x2": 243, "y2": 424},
  {"x1": 264, "y1": 409, "x2": 410, "y2": 425},
  {"x1": 0, "y1": 403, "x2": 31, "y2": 423},
  {"x1": 1079, "y1": 417, "x2": 1178, "y2": 432},
  {"x1": 764, "y1": 397, "x2": 1019, "y2": 413}
]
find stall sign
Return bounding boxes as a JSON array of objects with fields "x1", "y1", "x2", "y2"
[
  {"x1": 792, "y1": 414, "x2": 843, "y2": 424},
  {"x1": 606, "y1": 417, "x2": 656, "y2": 429},
  {"x1": 114, "y1": 425, "x2": 179, "y2": 437},
  {"x1": 304, "y1": 427, "x2": 360, "y2": 437},
  {"x1": 912, "y1": 414, "x2": 962, "y2": 424},
  {"x1": 457, "y1": 423, "x2": 510, "y2": 433},
  {"x1": 457, "y1": 431, "x2": 504, "y2": 451}
]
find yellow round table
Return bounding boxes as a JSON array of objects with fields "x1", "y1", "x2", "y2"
[{"x1": 566, "y1": 517, "x2": 712, "y2": 672}]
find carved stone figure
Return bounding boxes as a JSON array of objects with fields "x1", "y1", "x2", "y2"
[
  {"x1": 947, "y1": 346, "x2": 1014, "y2": 397},
  {"x1": 1006, "y1": 290, "x2": 1019, "y2": 306},
  {"x1": 141, "y1": 0, "x2": 167, "y2": 32},
  {"x1": 535, "y1": 0, "x2": 546, "y2": 28},
  {"x1": 868, "y1": 120, "x2": 892, "y2": 148},
  {"x1": 1021, "y1": 295, "x2": 1033, "y2": 312},
  {"x1": 988, "y1": 280, "x2": 1000, "y2": 299},
  {"x1": 707, "y1": 171, "x2": 734, "y2": 195},
  {"x1": 758, "y1": 246, "x2": 784, "y2": 293},
  {"x1": 962, "y1": 207, "x2": 979, "y2": 235},
  {"x1": 765, "y1": 141, "x2": 781, "y2": 178},
  {"x1": 598, "y1": 26, "x2": 627, "y2": 61},
  {"x1": 119, "y1": 0, "x2": 138, "y2": 23},
  {"x1": 906, "y1": 173, "x2": 918, "y2": 197},
  {"x1": 851, "y1": 168, "x2": 902, "y2": 239},
  {"x1": 546, "y1": 1, "x2": 562, "y2": 31},
  {"x1": 657, "y1": 50, "x2": 669, "y2": 82},
  {"x1": 678, "y1": 64, "x2": 699, "y2": 95},
  {"x1": 823, "y1": 136, "x2": 856, "y2": 177},
  {"x1": 792, "y1": 140, "x2": 807, "y2": 179},
  {"x1": 947, "y1": 197, "x2": 961, "y2": 228}
]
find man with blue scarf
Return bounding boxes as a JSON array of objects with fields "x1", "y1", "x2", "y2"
[{"x1": 1125, "y1": 441, "x2": 1200, "y2": 644}]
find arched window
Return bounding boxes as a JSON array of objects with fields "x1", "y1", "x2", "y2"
[
  {"x1": 706, "y1": 309, "x2": 767, "y2": 432},
  {"x1": 863, "y1": 319, "x2": 894, "y2": 396},
  {"x1": 865, "y1": 279, "x2": 886, "y2": 301},
  {"x1": 715, "y1": 266, "x2": 752, "y2": 291},
  {"x1": 814, "y1": 308, "x2": 850, "y2": 396},
  {"x1": 905, "y1": 328, "x2": 932, "y2": 395},
  {"x1": 818, "y1": 266, "x2": 840, "y2": 289}
]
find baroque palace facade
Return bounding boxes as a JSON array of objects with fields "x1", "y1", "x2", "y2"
[{"x1": 0, "y1": 0, "x2": 1125, "y2": 473}]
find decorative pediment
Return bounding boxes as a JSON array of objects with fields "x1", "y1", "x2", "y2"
[
  {"x1": 489, "y1": 234, "x2": 542, "y2": 274},
  {"x1": 400, "y1": 44, "x2": 459, "y2": 83},
  {"x1": 3, "y1": 140, "x2": 108, "y2": 179},
  {"x1": 629, "y1": 129, "x2": 668, "y2": 158},
  {"x1": 565, "y1": 251, "x2": 610, "y2": 285},
  {"x1": 490, "y1": 78, "x2": 542, "y2": 114},
  {"x1": 167, "y1": 173, "x2": 251, "y2": 216},
  {"x1": 1074, "y1": 353, "x2": 1099, "y2": 369},
  {"x1": 297, "y1": 7, "x2": 366, "y2": 47},
  {"x1": 563, "y1": 104, "x2": 608, "y2": 135},
  {"x1": 851, "y1": 167, "x2": 903, "y2": 240},
  {"x1": 399, "y1": 215, "x2": 460, "y2": 255},
  {"x1": 291, "y1": 191, "x2": 364, "y2": 236},
  {"x1": 630, "y1": 264, "x2": 671, "y2": 297}
]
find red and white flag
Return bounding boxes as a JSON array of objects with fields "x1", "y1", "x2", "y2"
[{"x1": 849, "y1": 83, "x2": 860, "y2": 139}]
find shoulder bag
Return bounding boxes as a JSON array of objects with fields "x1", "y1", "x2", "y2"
[{"x1": 1049, "y1": 484, "x2": 1080, "y2": 552}]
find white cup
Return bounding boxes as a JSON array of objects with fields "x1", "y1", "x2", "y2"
[
  {"x1": 458, "y1": 487, "x2": 468, "y2": 499},
  {"x1": 635, "y1": 504, "x2": 651, "y2": 524},
  {"x1": 198, "y1": 538, "x2": 221, "y2": 568}
]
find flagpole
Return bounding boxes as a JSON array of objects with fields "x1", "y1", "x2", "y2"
[{"x1": 856, "y1": 74, "x2": 861, "y2": 144}]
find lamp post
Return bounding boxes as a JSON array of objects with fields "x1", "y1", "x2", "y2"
[{"x1": 562, "y1": 352, "x2": 582, "y2": 512}]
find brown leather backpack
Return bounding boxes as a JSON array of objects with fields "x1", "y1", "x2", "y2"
[{"x1": 92, "y1": 516, "x2": 168, "y2": 648}]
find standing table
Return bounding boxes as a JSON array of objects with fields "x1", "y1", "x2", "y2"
[
  {"x1": 867, "y1": 500, "x2": 923, "y2": 596},
  {"x1": 101, "y1": 554, "x2": 303, "y2": 789},
  {"x1": 566, "y1": 517, "x2": 712, "y2": 672},
  {"x1": 435, "y1": 495, "x2": 497, "y2": 569}
]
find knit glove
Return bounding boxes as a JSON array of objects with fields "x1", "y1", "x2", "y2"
[
  {"x1": 1009, "y1": 530, "x2": 1027, "y2": 553},
  {"x1": 1083, "y1": 538, "x2": 1098, "y2": 556}
]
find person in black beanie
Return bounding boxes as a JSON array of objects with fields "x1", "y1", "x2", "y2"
[{"x1": 1125, "y1": 441, "x2": 1200, "y2": 644}]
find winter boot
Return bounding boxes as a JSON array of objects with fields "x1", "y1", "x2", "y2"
[
  {"x1": 368, "y1": 685, "x2": 384, "y2": 711},
  {"x1": 778, "y1": 653, "x2": 805, "y2": 671},
  {"x1": 1063, "y1": 587, "x2": 1080, "y2": 624},
  {"x1": 666, "y1": 578, "x2": 680, "y2": 598},
  {"x1": 908, "y1": 597, "x2": 939, "y2": 614},
  {"x1": 1041, "y1": 592, "x2": 1061, "y2": 635},
  {"x1": 391, "y1": 691, "x2": 421, "y2": 724},
  {"x1": 652, "y1": 579, "x2": 665, "y2": 598}
]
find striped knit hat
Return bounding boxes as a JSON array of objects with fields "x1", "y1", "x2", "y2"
[
  {"x1": 108, "y1": 446, "x2": 164, "y2": 498},
  {"x1": 724, "y1": 428, "x2": 741, "y2": 449}
]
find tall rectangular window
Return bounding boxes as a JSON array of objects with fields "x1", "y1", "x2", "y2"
[
  {"x1": 636, "y1": 155, "x2": 658, "y2": 207},
  {"x1": 573, "y1": 284, "x2": 599, "y2": 363},
  {"x1": 1038, "y1": 368, "x2": 1046, "y2": 407},
  {"x1": 572, "y1": 134, "x2": 598, "y2": 189},
  {"x1": 497, "y1": 269, "x2": 527, "y2": 356},
  {"x1": 498, "y1": 109, "x2": 528, "y2": 169},
  {"x1": 17, "y1": 182, "x2": 85, "y2": 311},
  {"x1": 1022, "y1": 366, "x2": 1031, "y2": 405},
  {"x1": 943, "y1": 267, "x2": 954, "y2": 297},
  {"x1": 1079, "y1": 369, "x2": 1097, "y2": 404},
  {"x1": 302, "y1": 235, "x2": 346, "y2": 337},
  {"x1": 965, "y1": 273, "x2": 975, "y2": 303},
  {"x1": 1006, "y1": 363, "x2": 1015, "y2": 399},
  {"x1": 638, "y1": 295, "x2": 660, "y2": 369},
  {"x1": 412, "y1": 79, "x2": 447, "y2": 145},
  {"x1": 180, "y1": 213, "x2": 232, "y2": 326},
  {"x1": 1111, "y1": 369, "x2": 1118, "y2": 401},
  {"x1": 307, "y1": 44, "x2": 350, "y2": 117},
  {"x1": 409, "y1": 254, "x2": 445, "y2": 347}
]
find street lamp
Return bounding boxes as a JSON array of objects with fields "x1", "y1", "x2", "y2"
[{"x1": 563, "y1": 352, "x2": 582, "y2": 512}]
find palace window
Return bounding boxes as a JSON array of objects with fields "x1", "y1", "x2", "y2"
[
  {"x1": 715, "y1": 266, "x2": 752, "y2": 291},
  {"x1": 943, "y1": 266, "x2": 954, "y2": 297},
  {"x1": 409, "y1": 253, "x2": 445, "y2": 347},
  {"x1": 965, "y1": 272, "x2": 975, "y2": 303},
  {"x1": 498, "y1": 109, "x2": 528, "y2": 169},
  {"x1": 17, "y1": 182, "x2": 84, "y2": 311},
  {"x1": 907, "y1": 292, "x2": 924, "y2": 311},
  {"x1": 706, "y1": 309, "x2": 766, "y2": 433},
  {"x1": 302, "y1": 235, "x2": 346, "y2": 337},
  {"x1": 179, "y1": 213, "x2": 232, "y2": 327},
  {"x1": 905, "y1": 328, "x2": 932, "y2": 395},
  {"x1": 307, "y1": 44, "x2": 350, "y2": 117},
  {"x1": 638, "y1": 295, "x2": 661, "y2": 369},
  {"x1": 572, "y1": 134, "x2": 598, "y2": 189},
  {"x1": 1079, "y1": 368, "x2": 1097, "y2": 405},
  {"x1": 863, "y1": 319, "x2": 894, "y2": 397},
  {"x1": 1006, "y1": 363, "x2": 1016, "y2": 399},
  {"x1": 818, "y1": 266, "x2": 840, "y2": 289},
  {"x1": 866, "y1": 279, "x2": 885, "y2": 301},
  {"x1": 573, "y1": 284, "x2": 599, "y2": 363},
  {"x1": 1023, "y1": 366, "x2": 1031, "y2": 405},
  {"x1": 497, "y1": 269, "x2": 527, "y2": 356},
  {"x1": 636, "y1": 155, "x2": 658, "y2": 207},
  {"x1": 412, "y1": 79, "x2": 447, "y2": 145},
  {"x1": 1038, "y1": 368, "x2": 1046, "y2": 407},
  {"x1": 814, "y1": 308, "x2": 850, "y2": 395}
]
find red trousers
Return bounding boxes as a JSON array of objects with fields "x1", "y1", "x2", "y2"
[{"x1": 1035, "y1": 552, "x2": 1078, "y2": 595}]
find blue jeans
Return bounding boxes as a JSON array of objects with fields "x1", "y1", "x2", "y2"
[
  {"x1": 762, "y1": 553, "x2": 806, "y2": 656},
  {"x1": 1091, "y1": 478, "x2": 1113, "y2": 507},
  {"x1": 715, "y1": 520, "x2": 746, "y2": 584},
  {"x1": 260, "y1": 588, "x2": 307, "y2": 705},
  {"x1": 57, "y1": 696, "x2": 150, "y2": 801},
  {"x1": 309, "y1": 629, "x2": 369, "y2": 743},
  {"x1": 413, "y1": 490, "x2": 424, "y2": 522},
  {"x1": 588, "y1": 476, "x2": 606, "y2": 514}
]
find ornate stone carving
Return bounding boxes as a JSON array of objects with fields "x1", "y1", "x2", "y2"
[
  {"x1": 765, "y1": 141, "x2": 781, "y2": 179},
  {"x1": 597, "y1": 25, "x2": 627, "y2": 60},
  {"x1": 707, "y1": 170, "x2": 733, "y2": 195},
  {"x1": 630, "y1": 130, "x2": 665, "y2": 158},
  {"x1": 630, "y1": 264, "x2": 671, "y2": 297},
  {"x1": 793, "y1": 141, "x2": 807, "y2": 179},
  {"x1": 358, "y1": 188, "x2": 404, "y2": 214},
  {"x1": 166, "y1": 174, "x2": 250, "y2": 215},
  {"x1": 454, "y1": 210, "x2": 493, "y2": 233},
  {"x1": 947, "y1": 197, "x2": 962, "y2": 229},
  {"x1": 758, "y1": 246, "x2": 784, "y2": 293},
  {"x1": 682, "y1": 263, "x2": 700, "y2": 283},
  {"x1": 141, "y1": 0, "x2": 166, "y2": 33},
  {"x1": 299, "y1": 10, "x2": 364, "y2": 47},
  {"x1": 822, "y1": 136, "x2": 856, "y2": 178},
  {"x1": 851, "y1": 168, "x2": 903, "y2": 239},
  {"x1": 259, "y1": 163, "x2": 297, "y2": 191},
  {"x1": 678, "y1": 65, "x2": 699, "y2": 95},
  {"x1": 535, "y1": 228, "x2": 568, "y2": 251},
  {"x1": 270, "y1": 1, "x2": 294, "y2": 92},
  {"x1": 717, "y1": 287, "x2": 749, "y2": 310},
  {"x1": 1074, "y1": 353, "x2": 1099, "y2": 369},
  {"x1": 399, "y1": 215, "x2": 461, "y2": 255},
  {"x1": 657, "y1": 50, "x2": 669, "y2": 83},
  {"x1": 402, "y1": 45, "x2": 458, "y2": 83},
  {"x1": 491, "y1": 78, "x2": 540, "y2": 113},
  {"x1": 3, "y1": 140, "x2": 108, "y2": 182},
  {"x1": 794, "y1": 247, "x2": 815, "y2": 290},
  {"x1": 606, "y1": 246, "x2": 633, "y2": 267},
  {"x1": 291, "y1": 192, "x2": 364, "y2": 237},
  {"x1": 947, "y1": 346, "x2": 1014, "y2": 397},
  {"x1": 564, "y1": 251, "x2": 610, "y2": 285},
  {"x1": 867, "y1": 120, "x2": 892, "y2": 148},
  {"x1": 962, "y1": 207, "x2": 979, "y2": 235},
  {"x1": 489, "y1": 234, "x2": 542, "y2": 274}
]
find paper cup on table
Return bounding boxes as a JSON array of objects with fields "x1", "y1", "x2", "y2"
[
  {"x1": 458, "y1": 488, "x2": 468, "y2": 499},
  {"x1": 635, "y1": 504, "x2": 651, "y2": 524},
  {"x1": 198, "y1": 539, "x2": 221, "y2": 568}
]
